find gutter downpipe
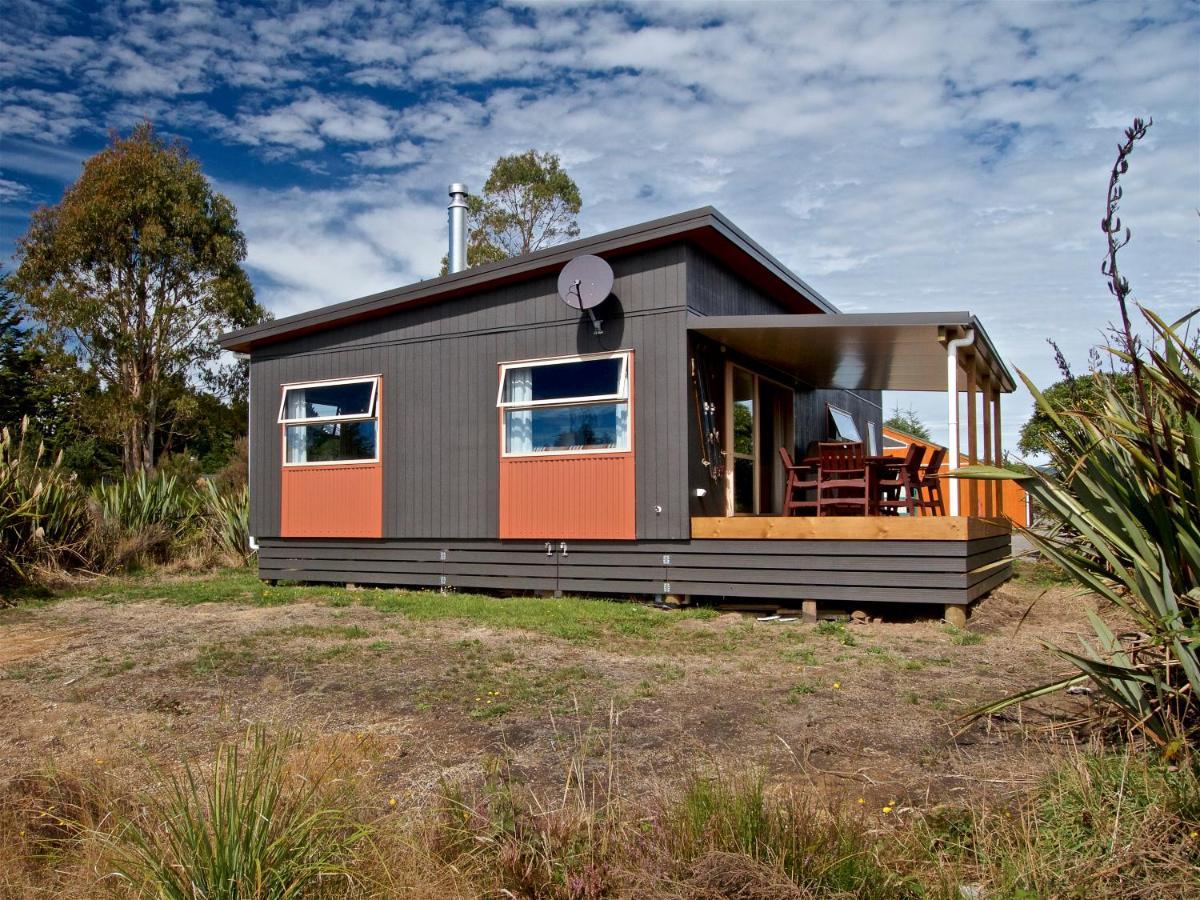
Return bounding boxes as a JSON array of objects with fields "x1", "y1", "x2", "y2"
[{"x1": 946, "y1": 328, "x2": 976, "y2": 516}]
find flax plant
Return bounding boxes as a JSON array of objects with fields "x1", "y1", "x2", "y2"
[
  {"x1": 961, "y1": 119, "x2": 1200, "y2": 753},
  {"x1": 0, "y1": 416, "x2": 92, "y2": 584}
]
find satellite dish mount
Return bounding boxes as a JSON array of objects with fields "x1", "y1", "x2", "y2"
[{"x1": 557, "y1": 255, "x2": 613, "y2": 336}]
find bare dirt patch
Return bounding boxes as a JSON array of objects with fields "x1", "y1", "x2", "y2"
[{"x1": 0, "y1": 569, "x2": 1097, "y2": 815}]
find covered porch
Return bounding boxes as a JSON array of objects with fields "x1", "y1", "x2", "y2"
[{"x1": 683, "y1": 312, "x2": 1017, "y2": 619}]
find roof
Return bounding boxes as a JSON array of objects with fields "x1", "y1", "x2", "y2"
[
  {"x1": 687, "y1": 313, "x2": 1016, "y2": 392},
  {"x1": 220, "y1": 206, "x2": 839, "y2": 353},
  {"x1": 881, "y1": 424, "x2": 940, "y2": 447}
]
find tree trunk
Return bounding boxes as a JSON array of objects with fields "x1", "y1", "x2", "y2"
[{"x1": 142, "y1": 389, "x2": 157, "y2": 473}]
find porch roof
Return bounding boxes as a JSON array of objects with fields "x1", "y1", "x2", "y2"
[{"x1": 687, "y1": 312, "x2": 1016, "y2": 393}]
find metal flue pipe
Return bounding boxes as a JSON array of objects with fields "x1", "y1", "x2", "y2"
[{"x1": 447, "y1": 183, "x2": 468, "y2": 274}]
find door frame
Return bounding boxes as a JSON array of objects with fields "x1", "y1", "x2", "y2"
[{"x1": 724, "y1": 362, "x2": 794, "y2": 516}]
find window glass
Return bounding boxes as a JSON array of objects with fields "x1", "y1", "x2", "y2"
[
  {"x1": 732, "y1": 368, "x2": 755, "y2": 456},
  {"x1": 505, "y1": 403, "x2": 627, "y2": 453},
  {"x1": 733, "y1": 457, "x2": 755, "y2": 514},
  {"x1": 503, "y1": 357, "x2": 623, "y2": 404},
  {"x1": 867, "y1": 421, "x2": 880, "y2": 455},
  {"x1": 286, "y1": 421, "x2": 377, "y2": 464},
  {"x1": 829, "y1": 406, "x2": 861, "y2": 442},
  {"x1": 500, "y1": 354, "x2": 631, "y2": 456},
  {"x1": 282, "y1": 381, "x2": 374, "y2": 420}
]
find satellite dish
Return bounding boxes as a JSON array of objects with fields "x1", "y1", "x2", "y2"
[
  {"x1": 558, "y1": 254, "x2": 613, "y2": 336},
  {"x1": 558, "y1": 255, "x2": 613, "y2": 311}
]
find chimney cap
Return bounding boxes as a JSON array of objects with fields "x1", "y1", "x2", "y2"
[{"x1": 448, "y1": 183, "x2": 468, "y2": 195}]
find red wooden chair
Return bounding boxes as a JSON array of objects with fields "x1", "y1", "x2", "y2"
[
  {"x1": 816, "y1": 441, "x2": 869, "y2": 516},
  {"x1": 877, "y1": 444, "x2": 926, "y2": 516},
  {"x1": 778, "y1": 447, "x2": 818, "y2": 516},
  {"x1": 915, "y1": 447, "x2": 947, "y2": 516}
]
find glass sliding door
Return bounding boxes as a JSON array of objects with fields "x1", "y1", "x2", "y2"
[{"x1": 725, "y1": 364, "x2": 794, "y2": 516}]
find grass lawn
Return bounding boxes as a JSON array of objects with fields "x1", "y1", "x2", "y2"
[{"x1": 2, "y1": 564, "x2": 1196, "y2": 897}]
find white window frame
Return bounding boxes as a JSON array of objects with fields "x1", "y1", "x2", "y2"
[
  {"x1": 497, "y1": 350, "x2": 632, "y2": 457},
  {"x1": 278, "y1": 375, "x2": 381, "y2": 467}
]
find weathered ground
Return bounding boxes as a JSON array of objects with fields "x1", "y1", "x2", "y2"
[{"x1": 0, "y1": 563, "x2": 1093, "y2": 814}]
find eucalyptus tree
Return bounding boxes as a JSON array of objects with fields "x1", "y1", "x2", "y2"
[{"x1": 13, "y1": 123, "x2": 265, "y2": 474}]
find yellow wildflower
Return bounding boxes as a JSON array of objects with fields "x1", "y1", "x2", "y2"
[
  {"x1": 832, "y1": 682, "x2": 841, "y2": 689},
  {"x1": 856, "y1": 798, "x2": 865, "y2": 805},
  {"x1": 882, "y1": 806, "x2": 893, "y2": 814},
  {"x1": 388, "y1": 798, "x2": 397, "y2": 807}
]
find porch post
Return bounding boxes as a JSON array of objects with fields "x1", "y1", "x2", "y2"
[
  {"x1": 993, "y1": 389, "x2": 1004, "y2": 516},
  {"x1": 945, "y1": 329, "x2": 975, "y2": 516},
  {"x1": 982, "y1": 375, "x2": 994, "y2": 517},
  {"x1": 966, "y1": 355, "x2": 978, "y2": 517}
]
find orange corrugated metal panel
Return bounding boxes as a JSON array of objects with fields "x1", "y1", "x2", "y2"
[
  {"x1": 281, "y1": 464, "x2": 383, "y2": 538},
  {"x1": 499, "y1": 454, "x2": 636, "y2": 539}
]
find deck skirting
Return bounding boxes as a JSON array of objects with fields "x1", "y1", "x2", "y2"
[{"x1": 258, "y1": 519, "x2": 1012, "y2": 607}]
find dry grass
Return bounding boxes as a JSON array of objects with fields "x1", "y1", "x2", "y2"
[
  {"x1": 1, "y1": 718, "x2": 1195, "y2": 899},
  {"x1": 2, "y1": 565, "x2": 1196, "y2": 896}
]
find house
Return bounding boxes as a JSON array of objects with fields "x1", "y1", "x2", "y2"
[
  {"x1": 219, "y1": 193, "x2": 1016, "y2": 621},
  {"x1": 881, "y1": 425, "x2": 1031, "y2": 526}
]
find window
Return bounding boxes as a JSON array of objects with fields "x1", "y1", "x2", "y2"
[
  {"x1": 867, "y1": 421, "x2": 880, "y2": 455},
  {"x1": 498, "y1": 352, "x2": 630, "y2": 455},
  {"x1": 278, "y1": 376, "x2": 380, "y2": 465},
  {"x1": 828, "y1": 405, "x2": 861, "y2": 442}
]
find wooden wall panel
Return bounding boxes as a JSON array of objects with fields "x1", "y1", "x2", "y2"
[
  {"x1": 281, "y1": 464, "x2": 382, "y2": 538},
  {"x1": 248, "y1": 244, "x2": 689, "y2": 540},
  {"x1": 499, "y1": 454, "x2": 636, "y2": 539}
]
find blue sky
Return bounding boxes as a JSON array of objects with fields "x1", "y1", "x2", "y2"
[{"x1": 2, "y1": 0, "x2": 1198, "y2": 453}]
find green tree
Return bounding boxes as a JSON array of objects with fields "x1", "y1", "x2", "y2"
[
  {"x1": 1018, "y1": 370, "x2": 1135, "y2": 456},
  {"x1": 0, "y1": 273, "x2": 39, "y2": 429},
  {"x1": 442, "y1": 149, "x2": 582, "y2": 274},
  {"x1": 12, "y1": 122, "x2": 265, "y2": 474},
  {"x1": 883, "y1": 405, "x2": 931, "y2": 441}
]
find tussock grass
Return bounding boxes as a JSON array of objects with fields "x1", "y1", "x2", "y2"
[
  {"x1": 106, "y1": 728, "x2": 369, "y2": 899},
  {"x1": 912, "y1": 749, "x2": 1200, "y2": 899},
  {"x1": 2, "y1": 726, "x2": 1197, "y2": 898}
]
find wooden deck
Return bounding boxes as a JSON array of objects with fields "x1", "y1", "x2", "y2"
[
  {"x1": 690, "y1": 515, "x2": 1011, "y2": 541},
  {"x1": 260, "y1": 515, "x2": 1014, "y2": 618}
]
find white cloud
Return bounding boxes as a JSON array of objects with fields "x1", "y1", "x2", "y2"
[
  {"x1": 0, "y1": 177, "x2": 30, "y2": 201},
  {"x1": 0, "y1": 0, "x2": 1196, "y2": 456}
]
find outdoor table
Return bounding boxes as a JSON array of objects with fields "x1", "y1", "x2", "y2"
[{"x1": 801, "y1": 453, "x2": 901, "y2": 515}]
